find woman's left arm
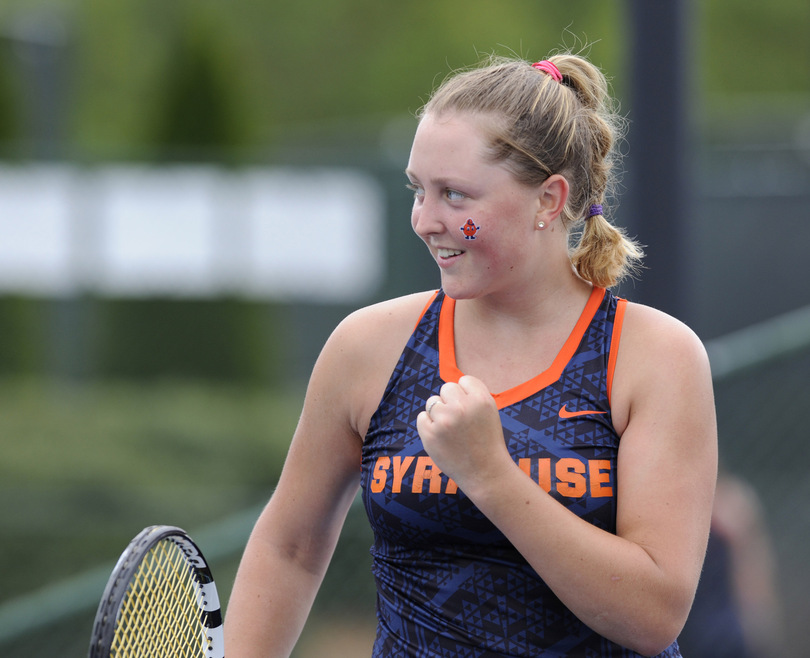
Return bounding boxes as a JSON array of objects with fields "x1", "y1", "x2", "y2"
[{"x1": 418, "y1": 303, "x2": 718, "y2": 656}]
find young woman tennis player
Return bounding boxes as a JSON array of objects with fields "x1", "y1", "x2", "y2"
[{"x1": 225, "y1": 51, "x2": 717, "y2": 657}]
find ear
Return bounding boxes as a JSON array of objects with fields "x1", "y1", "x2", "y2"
[{"x1": 536, "y1": 174, "x2": 569, "y2": 226}]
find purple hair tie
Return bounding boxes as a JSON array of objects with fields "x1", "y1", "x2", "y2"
[{"x1": 587, "y1": 204, "x2": 603, "y2": 218}]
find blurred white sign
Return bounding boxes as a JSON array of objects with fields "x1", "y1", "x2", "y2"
[
  {"x1": 0, "y1": 164, "x2": 385, "y2": 302},
  {"x1": 0, "y1": 166, "x2": 74, "y2": 294}
]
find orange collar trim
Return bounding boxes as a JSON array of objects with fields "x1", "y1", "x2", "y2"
[{"x1": 438, "y1": 287, "x2": 606, "y2": 409}]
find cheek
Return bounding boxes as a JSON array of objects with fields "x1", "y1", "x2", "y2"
[
  {"x1": 485, "y1": 248, "x2": 519, "y2": 272},
  {"x1": 475, "y1": 216, "x2": 534, "y2": 265}
]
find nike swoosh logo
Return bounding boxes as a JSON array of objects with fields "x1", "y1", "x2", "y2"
[{"x1": 559, "y1": 404, "x2": 607, "y2": 419}]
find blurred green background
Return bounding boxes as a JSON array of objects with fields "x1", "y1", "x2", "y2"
[
  {"x1": 0, "y1": 0, "x2": 808, "y2": 656},
  {"x1": 0, "y1": 0, "x2": 806, "y2": 161}
]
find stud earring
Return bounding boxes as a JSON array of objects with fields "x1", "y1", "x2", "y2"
[{"x1": 537, "y1": 221, "x2": 546, "y2": 229}]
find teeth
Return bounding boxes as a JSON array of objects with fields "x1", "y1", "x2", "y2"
[{"x1": 438, "y1": 248, "x2": 463, "y2": 258}]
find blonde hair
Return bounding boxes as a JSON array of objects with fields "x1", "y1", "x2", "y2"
[{"x1": 418, "y1": 53, "x2": 643, "y2": 288}]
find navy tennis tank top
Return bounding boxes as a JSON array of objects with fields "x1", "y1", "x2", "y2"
[{"x1": 360, "y1": 287, "x2": 681, "y2": 657}]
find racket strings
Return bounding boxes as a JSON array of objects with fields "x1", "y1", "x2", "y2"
[{"x1": 112, "y1": 539, "x2": 210, "y2": 658}]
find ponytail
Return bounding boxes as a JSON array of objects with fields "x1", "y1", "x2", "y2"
[{"x1": 570, "y1": 211, "x2": 644, "y2": 288}]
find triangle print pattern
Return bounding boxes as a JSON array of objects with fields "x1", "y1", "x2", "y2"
[{"x1": 360, "y1": 290, "x2": 681, "y2": 657}]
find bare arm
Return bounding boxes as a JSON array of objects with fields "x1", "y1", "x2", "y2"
[
  {"x1": 224, "y1": 293, "x2": 433, "y2": 657},
  {"x1": 224, "y1": 332, "x2": 363, "y2": 656},
  {"x1": 417, "y1": 304, "x2": 718, "y2": 656}
]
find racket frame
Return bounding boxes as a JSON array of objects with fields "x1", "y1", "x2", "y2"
[{"x1": 87, "y1": 524, "x2": 224, "y2": 658}]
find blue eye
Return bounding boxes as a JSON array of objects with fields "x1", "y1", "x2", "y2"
[{"x1": 446, "y1": 189, "x2": 465, "y2": 201}]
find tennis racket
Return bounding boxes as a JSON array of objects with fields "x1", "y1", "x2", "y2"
[{"x1": 88, "y1": 525, "x2": 224, "y2": 658}]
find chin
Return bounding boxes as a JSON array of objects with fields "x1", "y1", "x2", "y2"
[{"x1": 438, "y1": 279, "x2": 481, "y2": 301}]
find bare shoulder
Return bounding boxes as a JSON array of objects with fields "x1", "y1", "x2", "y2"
[
  {"x1": 346, "y1": 290, "x2": 438, "y2": 329},
  {"x1": 620, "y1": 301, "x2": 710, "y2": 369},
  {"x1": 313, "y1": 290, "x2": 439, "y2": 436},
  {"x1": 329, "y1": 290, "x2": 438, "y2": 358},
  {"x1": 611, "y1": 301, "x2": 714, "y2": 434}
]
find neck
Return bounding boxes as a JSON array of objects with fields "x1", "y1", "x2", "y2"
[
  {"x1": 449, "y1": 274, "x2": 597, "y2": 394},
  {"x1": 457, "y1": 267, "x2": 592, "y2": 330}
]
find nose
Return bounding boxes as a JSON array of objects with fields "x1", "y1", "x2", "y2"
[{"x1": 411, "y1": 195, "x2": 445, "y2": 240}]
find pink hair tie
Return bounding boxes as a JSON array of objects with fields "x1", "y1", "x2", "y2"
[{"x1": 531, "y1": 60, "x2": 563, "y2": 83}]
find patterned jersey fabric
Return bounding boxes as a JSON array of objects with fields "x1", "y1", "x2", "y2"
[{"x1": 360, "y1": 287, "x2": 681, "y2": 657}]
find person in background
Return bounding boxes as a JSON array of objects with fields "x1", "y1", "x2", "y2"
[
  {"x1": 678, "y1": 470, "x2": 784, "y2": 657},
  {"x1": 225, "y1": 50, "x2": 718, "y2": 657}
]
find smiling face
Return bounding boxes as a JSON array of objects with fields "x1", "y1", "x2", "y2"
[{"x1": 406, "y1": 111, "x2": 551, "y2": 301}]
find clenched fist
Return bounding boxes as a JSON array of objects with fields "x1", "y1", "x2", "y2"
[{"x1": 417, "y1": 375, "x2": 514, "y2": 493}]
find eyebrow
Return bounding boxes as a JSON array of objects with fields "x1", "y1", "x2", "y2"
[{"x1": 404, "y1": 170, "x2": 458, "y2": 188}]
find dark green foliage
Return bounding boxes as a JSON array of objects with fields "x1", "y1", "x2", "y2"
[
  {"x1": 149, "y1": 15, "x2": 247, "y2": 160},
  {"x1": 95, "y1": 298, "x2": 279, "y2": 384},
  {"x1": 0, "y1": 56, "x2": 18, "y2": 146},
  {"x1": 0, "y1": 296, "x2": 283, "y2": 385},
  {"x1": 2, "y1": 0, "x2": 807, "y2": 160},
  {"x1": 0, "y1": 297, "x2": 48, "y2": 374}
]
